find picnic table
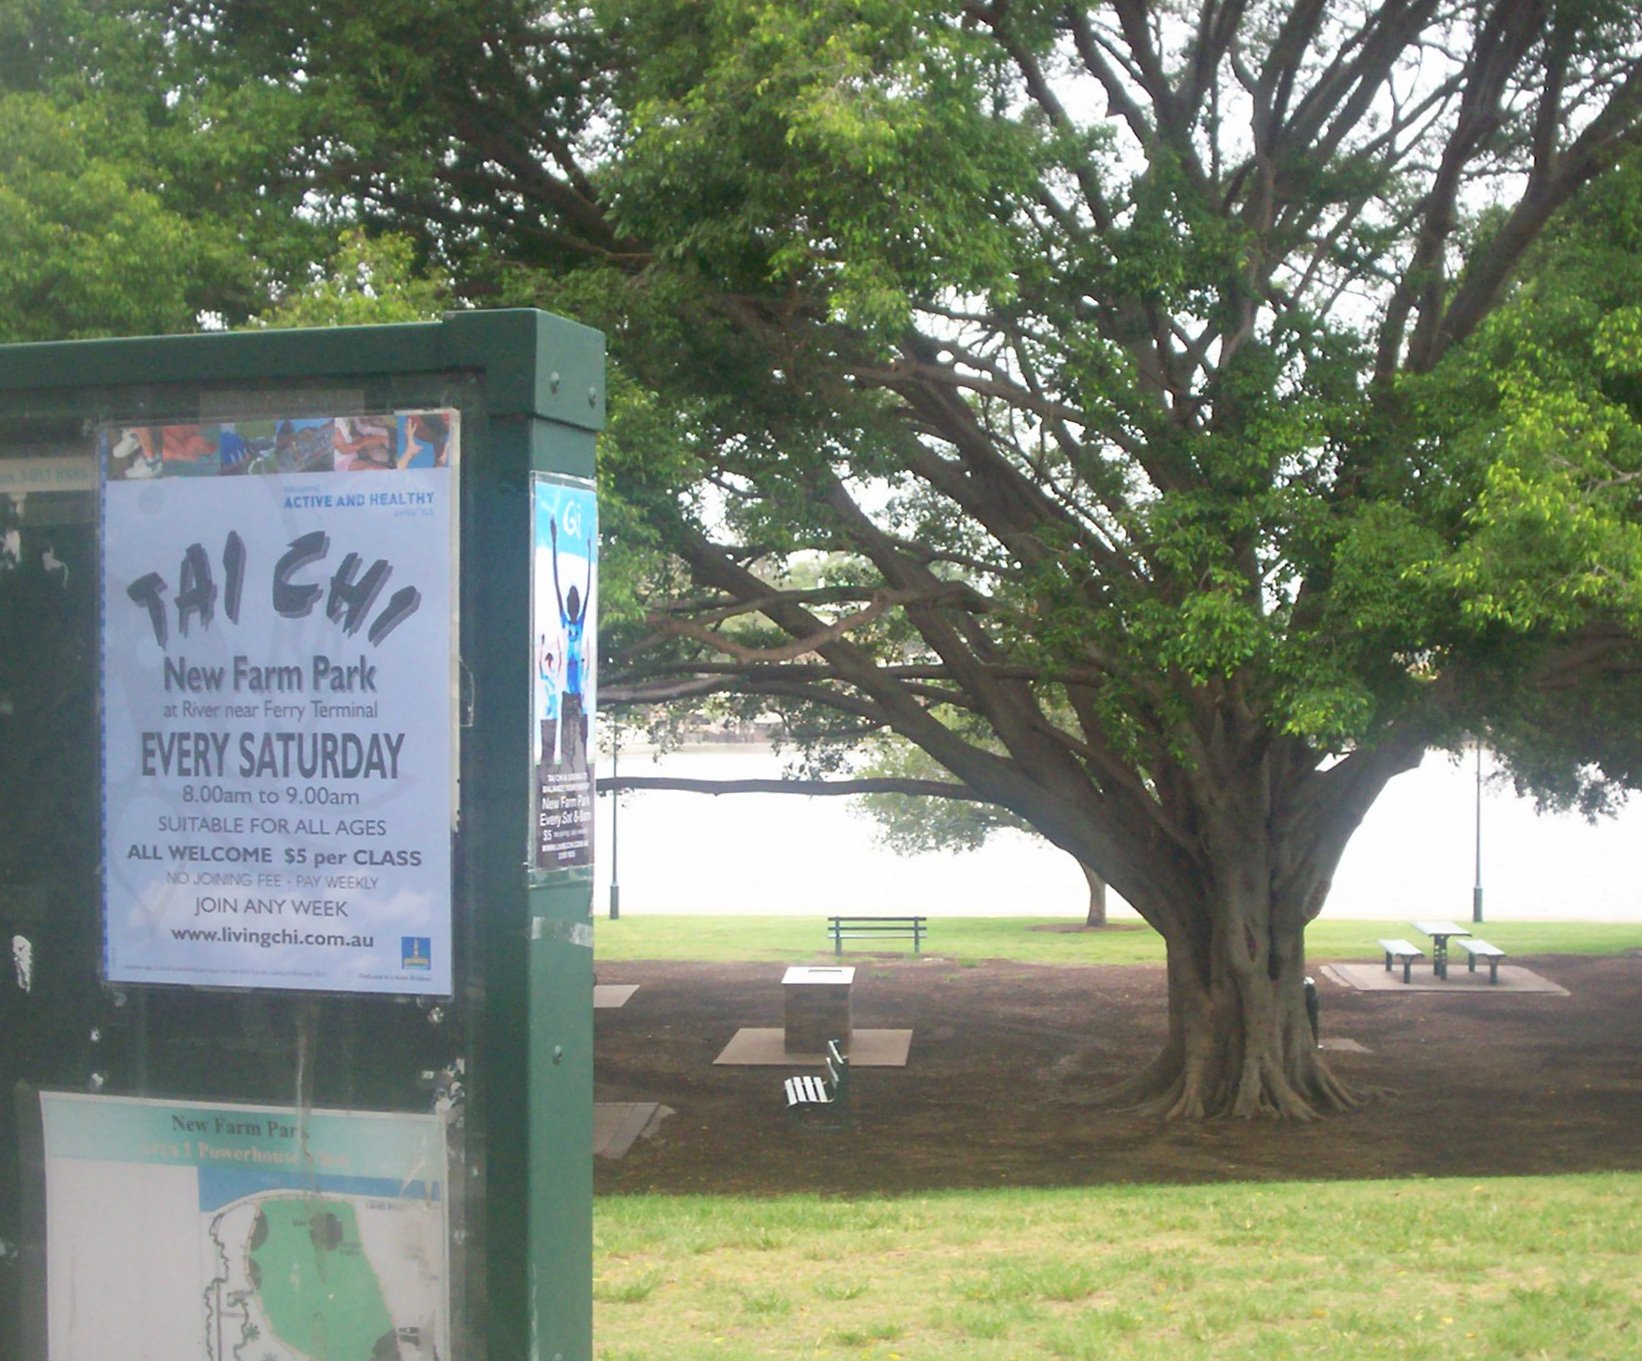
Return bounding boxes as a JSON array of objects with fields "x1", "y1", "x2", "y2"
[{"x1": 1411, "y1": 919, "x2": 1472, "y2": 979}]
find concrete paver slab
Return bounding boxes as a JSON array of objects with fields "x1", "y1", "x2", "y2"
[
  {"x1": 1323, "y1": 962, "x2": 1568, "y2": 995},
  {"x1": 713, "y1": 1027, "x2": 913, "y2": 1067},
  {"x1": 594, "y1": 983, "x2": 640, "y2": 1009},
  {"x1": 594, "y1": 1101, "x2": 670, "y2": 1159}
]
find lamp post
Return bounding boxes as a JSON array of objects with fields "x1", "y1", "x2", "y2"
[
  {"x1": 1472, "y1": 743, "x2": 1485, "y2": 924},
  {"x1": 609, "y1": 722, "x2": 621, "y2": 920}
]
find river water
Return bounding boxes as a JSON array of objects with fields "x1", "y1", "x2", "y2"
[{"x1": 589, "y1": 744, "x2": 1641, "y2": 922}]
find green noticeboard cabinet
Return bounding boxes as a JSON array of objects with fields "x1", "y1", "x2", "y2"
[{"x1": 0, "y1": 310, "x2": 604, "y2": 1361}]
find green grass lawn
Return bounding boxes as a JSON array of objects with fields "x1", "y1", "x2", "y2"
[
  {"x1": 595, "y1": 1174, "x2": 1642, "y2": 1360},
  {"x1": 593, "y1": 915, "x2": 1640, "y2": 1357},
  {"x1": 593, "y1": 913, "x2": 1640, "y2": 966}
]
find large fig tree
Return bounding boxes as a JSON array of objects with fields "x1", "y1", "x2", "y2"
[{"x1": 46, "y1": 0, "x2": 1642, "y2": 1116}]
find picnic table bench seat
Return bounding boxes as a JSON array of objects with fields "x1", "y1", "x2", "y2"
[
  {"x1": 1457, "y1": 937, "x2": 1506, "y2": 984},
  {"x1": 784, "y1": 1039, "x2": 850, "y2": 1130},
  {"x1": 827, "y1": 915, "x2": 926, "y2": 956},
  {"x1": 1377, "y1": 937, "x2": 1425, "y2": 983}
]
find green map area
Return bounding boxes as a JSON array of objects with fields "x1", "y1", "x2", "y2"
[{"x1": 247, "y1": 1197, "x2": 394, "y2": 1360}]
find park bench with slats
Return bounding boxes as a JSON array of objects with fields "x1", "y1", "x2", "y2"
[
  {"x1": 827, "y1": 915, "x2": 926, "y2": 956},
  {"x1": 1377, "y1": 938, "x2": 1424, "y2": 983},
  {"x1": 1457, "y1": 937, "x2": 1506, "y2": 984},
  {"x1": 783, "y1": 1039, "x2": 850, "y2": 1130}
]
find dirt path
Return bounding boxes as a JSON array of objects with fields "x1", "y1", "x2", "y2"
[{"x1": 593, "y1": 953, "x2": 1642, "y2": 1195}]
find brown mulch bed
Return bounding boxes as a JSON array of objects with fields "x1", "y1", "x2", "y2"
[{"x1": 593, "y1": 953, "x2": 1642, "y2": 1196}]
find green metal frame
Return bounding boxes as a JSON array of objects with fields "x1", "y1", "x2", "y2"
[{"x1": 0, "y1": 309, "x2": 603, "y2": 1361}]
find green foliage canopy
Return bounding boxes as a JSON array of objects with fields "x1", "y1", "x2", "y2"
[{"x1": 16, "y1": 0, "x2": 1642, "y2": 1116}]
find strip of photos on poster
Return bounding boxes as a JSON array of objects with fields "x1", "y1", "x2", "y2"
[
  {"x1": 531, "y1": 475, "x2": 598, "y2": 874},
  {"x1": 99, "y1": 411, "x2": 458, "y2": 996}
]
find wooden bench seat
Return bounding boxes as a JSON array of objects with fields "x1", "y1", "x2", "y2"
[
  {"x1": 1458, "y1": 937, "x2": 1506, "y2": 984},
  {"x1": 827, "y1": 915, "x2": 927, "y2": 956},
  {"x1": 784, "y1": 1039, "x2": 850, "y2": 1130},
  {"x1": 1377, "y1": 938, "x2": 1424, "y2": 983}
]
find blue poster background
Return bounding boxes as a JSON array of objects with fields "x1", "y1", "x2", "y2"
[{"x1": 532, "y1": 476, "x2": 598, "y2": 872}]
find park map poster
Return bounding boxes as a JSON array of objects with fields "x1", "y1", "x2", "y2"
[
  {"x1": 37, "y1": 1090, "x2": 449, "y2": 1361},
  {"x1": 99, "y1": 411, "x2": 457, "y2": 995},
  {"x1": 531, "y1": 475, "x2": 597, "y2": 872}
]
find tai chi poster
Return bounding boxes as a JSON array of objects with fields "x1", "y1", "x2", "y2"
[
  {"x1": 37, "y1": 1090, "x2": 449, "y2": 1361},
  {"x1": 99, "y1": 411, "x2": 457, "y2": 994},
  {"x1": 532, "y1": 475, "x2": 598, "y2": 872}
]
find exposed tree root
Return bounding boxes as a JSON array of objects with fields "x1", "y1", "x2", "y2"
[{"x1": 1098, "y1": 1043, "x2": 1362, "y2": 1121}]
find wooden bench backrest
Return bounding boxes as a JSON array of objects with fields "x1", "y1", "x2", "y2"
[{"x1": 825, "y1": 1040, "x2": 850, "y2": 1101}]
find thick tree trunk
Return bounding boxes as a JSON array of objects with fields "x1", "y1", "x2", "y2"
[
  {"x1": 1080, "y1": 862, "x2": 1108, "y2": 928},
  {"x1": 1106, "y1": 926, "x2": 1357, "y2": 1120},
  {"x1": 1102, "y1": 772, "x2": 1367, "y2": 1120}
]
